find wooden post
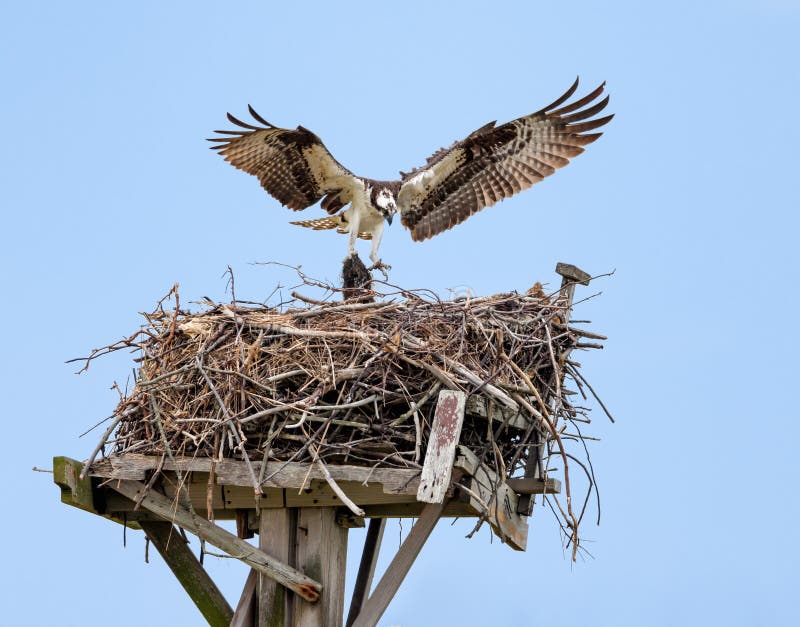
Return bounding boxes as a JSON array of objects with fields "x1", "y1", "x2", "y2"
[
  {"x1": 259, "y1": 508, "x2": 297, "y2": 627},
  {"x1": 140, "y1": 521, "x2": 234, "y2": 627},
  {"x1": 518, "y1": 262, "x2": 590, "y2": 516},
  {"x1": 346, "y1": 518, "x2": 386, "y2": 627},
  {"x1": 258, "y1": 507, "x2": 348, "y2": 627},
  {"x1": 292, "y1": 508, "x2": 349, "y2": 627},
  {"x1": 554, "y1": 262, "x2": 591, "y2": 307}
]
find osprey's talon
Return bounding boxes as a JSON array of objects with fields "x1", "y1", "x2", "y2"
[{"x1": 368, "y1": 260, "x2": 391, "y2": 279}]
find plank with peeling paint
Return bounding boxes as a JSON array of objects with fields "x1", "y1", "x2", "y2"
[{"x1": 417, "y1": 390, "x2": 466, "y2": 503}]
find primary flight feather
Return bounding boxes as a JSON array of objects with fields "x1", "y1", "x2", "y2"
[{"x1": 209, "y1": 77, "x2": 612, "y2": 268}]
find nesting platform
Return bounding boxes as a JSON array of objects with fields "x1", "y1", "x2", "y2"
[{"x1": 54, "y1": 261, "x2": 605, "y2": 627}]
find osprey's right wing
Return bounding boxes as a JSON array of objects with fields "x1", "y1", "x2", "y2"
[
  {"x1": 397, "y1": 78, "x2": 613, "y2": 242},
  {"x1": 209, "y1": 107, "x2": 359, "y2": 213}
]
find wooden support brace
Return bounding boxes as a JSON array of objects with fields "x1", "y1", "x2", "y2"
[
  {"x1": 346, "y1": 518, "x2": 386, "y2": 627},
  {"x1": 140, "y1": 521, "x2": 234, "y2": 627},
  {"x1": 231, "y1": 570, "x2": 258, "y2": 627},
  {"x1": 109, "y1": 479, "x2": 322, "y2": 602},
  {"x1": 350, "y1": 502, "x2": 444, "y2": 627},
  {"x1": 454, "y1": 446, "x2": 529, "y2": 551}
]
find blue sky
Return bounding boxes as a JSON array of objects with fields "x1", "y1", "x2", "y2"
[{"x1": 2, "y1": 1, "x2": 799, "y2": 625}]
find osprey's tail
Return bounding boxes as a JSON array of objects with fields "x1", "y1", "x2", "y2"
[
  {"x1": 290, "y1": 216, "x2": 345, "y2": 232},
  {"x1": 289, "y1": 216, "x2": 373, "y2": 240}
]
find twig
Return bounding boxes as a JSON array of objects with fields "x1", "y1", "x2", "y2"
[{"x1": 316, "y1": 458, "x2": 365, "y2": 517}]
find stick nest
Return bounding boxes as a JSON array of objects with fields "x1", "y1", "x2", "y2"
[{"x1": 77, "y1": 271, "x2": 610, "y2": 557}]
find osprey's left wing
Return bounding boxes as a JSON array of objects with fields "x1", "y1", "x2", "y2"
[
  {"x1": 209, "y1": 107, "x2": 357, "y2": 213},
  {"x1": 397, "y1": 78, "x2": 613, "y2": 242}
]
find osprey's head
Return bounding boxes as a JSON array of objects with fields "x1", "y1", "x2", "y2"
[{"x1": 372, "y1": 185, "x2": 398, "y2": 225}]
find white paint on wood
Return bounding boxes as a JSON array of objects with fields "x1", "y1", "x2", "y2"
[{"x1": 417, "y1": 390, "x2": 466, "y2": 503}]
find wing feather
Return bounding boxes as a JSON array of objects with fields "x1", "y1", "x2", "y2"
[
  {"x1": 398, "y1": 79, "x2": 613, "y2": 241},
  {"x1": 209, "y1": 109, "x2": 357, "y2": 211}
]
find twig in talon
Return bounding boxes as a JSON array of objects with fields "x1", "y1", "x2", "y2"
[{"x1": 368, "y1": 260, "x2": 391, "y2": 279}]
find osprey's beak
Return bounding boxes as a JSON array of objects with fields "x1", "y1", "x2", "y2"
[{"x1": 386, "y1": 203, "x2": 396, "y2": 225}]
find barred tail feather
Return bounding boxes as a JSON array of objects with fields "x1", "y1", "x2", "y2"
[
  {"x1": 289, "y1": 216, "x2": 373, "y2": 239},
  {"x1": 290, "y1": 216, "x2": 343, "y2": 231}
]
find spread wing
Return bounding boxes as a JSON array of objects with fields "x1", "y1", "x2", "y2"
[
  {"x1": 397, "y1": 78, "x2": 613, "y2": 241},
  {"x1": 208, "y1": 106, "x2": 359, "y2": 212}
]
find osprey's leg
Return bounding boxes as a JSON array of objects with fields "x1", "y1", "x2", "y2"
[
  {"x1": 369, "y1": 221, "x2": 384, "y2": 265},
  {"x1": 367, "y1": 221, "x2": 391, "y2": 277},
  {"x1": 348, "y1": 212, "x2": 360, "y2": 258}
]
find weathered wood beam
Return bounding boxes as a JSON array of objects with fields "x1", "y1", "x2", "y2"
[
  {"x1": 465, "y1": 395, "x2": 531, "y2": 430},
  {"x1": 231, "y1": 569, "x2": 257, "y2": 627},
  {"x1": 140, "y1": 521, "x2": 233, "y2": 627},
  {"x1": 53, "y1": 456, "x2": 139, "y2": 528},
  {"x1": 346, "y1": 518, "x2": 386, "y2": 627},
  {"x1": 54, "y1": 456, "x2": 95, "y2": 513},
  {"x1": 454, "y1": 446, "x2": 528, "y2": 551},
  {"x1": 506, "y1": 477, "x2": 561, "y2": 495},
  {"x1": 258, "y1": 508, "x2": 296, "y2": 627},
  {"x1": 109, "y1": 479, "x2": 322, "y2": 602},
  {"x1": 91, "y1": 454, "x2": 421, "y2": 495},
  {"x1": 359, "y1": 501, "x2": 472, "y2": 519},
  {"x1": 555, "y1": 262, "x2": 591, "y2": 286},
  {"x1": 100, "y1": 495, "x2": 476, "y2": 522},
  {"x1": 292, "y1": 508, "x2": 349, "y2": 627},
  {"x1": 417, "y1": 390, "x2": 466, "y2": 504},
  {"x1": 350, "y1": 502, "x2": 444, "y2": 627}
]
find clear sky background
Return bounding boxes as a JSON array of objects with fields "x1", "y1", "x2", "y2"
[{"x1": 2, "y1": 1, "x2": 798, "y2": 625}]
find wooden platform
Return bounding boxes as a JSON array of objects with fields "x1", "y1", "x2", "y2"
[
  {"x1": 53, "y1": 261, "x2": 591, "y2": 627},
  {"x1": 59, "y1": 443, "x2": 559, "y2": 545}
]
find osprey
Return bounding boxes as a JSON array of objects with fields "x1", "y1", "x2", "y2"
[{"x1": 209, "y1": 78, "x2": 612, "y2": 269}]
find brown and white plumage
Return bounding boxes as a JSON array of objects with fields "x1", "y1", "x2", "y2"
[
  {"x1": 397, "y1": 78, "x2": 612, "y2": 241},
  {"x1": 208, "y1": 107, "x2": 358, "y2": 213},
  {"x1": 209, "y1": 78, "x2": 612, "y2": 266}
]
